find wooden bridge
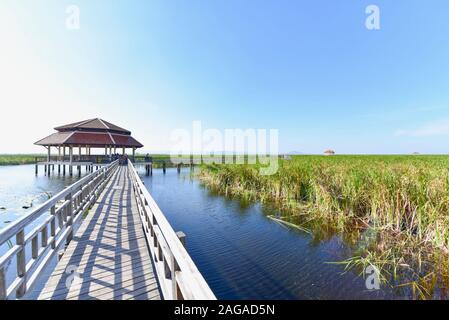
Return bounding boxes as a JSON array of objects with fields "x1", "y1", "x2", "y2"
[{"x1": 0, "y1": 161, "x2": 216, "y2": 300}]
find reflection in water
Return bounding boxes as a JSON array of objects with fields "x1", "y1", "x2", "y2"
[{"x1": 141, "y1": 168, "x2": 400, "y2": 299}]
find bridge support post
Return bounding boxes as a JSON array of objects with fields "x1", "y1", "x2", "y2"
[{"x1": 163, "y1": 161, "x2": 166, "y2": 174}]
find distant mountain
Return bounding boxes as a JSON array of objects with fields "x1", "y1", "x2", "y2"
[{"x1": 286, "y1": 151, "x2": 304, "y2": 155}]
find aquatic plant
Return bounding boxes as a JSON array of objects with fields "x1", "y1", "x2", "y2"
[{"x1": 198, "y1": 155, "x2": 449, "y2": 298}]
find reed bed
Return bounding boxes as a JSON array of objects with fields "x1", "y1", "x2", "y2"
[
  {"x1": 199, "y1": 155, "x2": 449, "y2": 298},
  {"x1": 0, "y1": 154, "x2": 43, "y2": 166}
]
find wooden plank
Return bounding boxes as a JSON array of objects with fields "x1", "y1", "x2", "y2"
[
  {"x1": 38, "y1": 166, "x2": 161, "y2": 300},
  {"x1": 40, "y1": 260, "x2": 156, "y2": 299}
]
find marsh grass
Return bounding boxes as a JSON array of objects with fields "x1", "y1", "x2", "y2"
[
  {"x1": 199, "y1": 155, "x2": 449, "y2": 299},
  {"x1": 0, "y1": 154, "x2": 43, "y2": 166}
]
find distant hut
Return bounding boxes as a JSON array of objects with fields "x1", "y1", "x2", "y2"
[{"x1": 324, "y1": 149, "x2": 335, "y2": 156}]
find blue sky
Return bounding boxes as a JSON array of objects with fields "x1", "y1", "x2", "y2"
[{"x1": 1, "y1": 0, "x2": 449, "y2": 154}]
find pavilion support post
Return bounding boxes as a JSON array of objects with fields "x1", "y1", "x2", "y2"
[
  {"x1": 69, "y1": 147, "x2": 73, "y2": 176},
  {"x1": 132, "y1": 148, "x2": 136, "y2": 163},
  {"x1": 63, "y1": 147, "x2": 66, "y2": 176},
  {"x1": 58, "y1": 147, "x2": 61, "y2": 174},
  {"x1": 78, "y1": 146, "x2": 82, "y2": 175},
  {"x1": 47, "y1": 146, "x2": 51, "y2": 177},
  {"x1": 122, "y1": 147, "x2": 125, "y2": 155}
]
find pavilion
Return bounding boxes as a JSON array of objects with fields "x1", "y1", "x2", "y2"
[{"x1": 35, "y1": 118, "x2": 143, "y2": 175}]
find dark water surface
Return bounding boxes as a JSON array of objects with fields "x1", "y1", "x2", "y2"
[{"x1": 141, "y1": 168, "x2": 400, "y2": 300}]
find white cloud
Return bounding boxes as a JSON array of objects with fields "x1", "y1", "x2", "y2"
[{"x1": 395, "y1": 119, "x2": 449, "y2": 137}]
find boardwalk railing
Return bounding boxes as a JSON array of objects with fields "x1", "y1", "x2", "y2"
[
  {"x1": 128, "y1": 161, "x2": 216, "y2": 300},
  {"x1": 0, "y1": 160, "x2": 119, "y2": 300}
]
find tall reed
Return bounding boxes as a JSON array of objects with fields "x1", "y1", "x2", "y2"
[{"x1": 199, "y1": 155, "x2": 449, "y2": 297}]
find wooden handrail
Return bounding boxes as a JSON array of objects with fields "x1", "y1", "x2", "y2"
[
  {"x1": 0, "y1": 160, "x2": 119, "y2": 300},
  {"x1": 128, "y1": 161, "x2": 216, "y2": 300}
]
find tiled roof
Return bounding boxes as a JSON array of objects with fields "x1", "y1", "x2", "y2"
[
  {"x1": 35, "y1": 131, "x2": 143, "y2": 148},
  {"x1": 54, "y1": 118, "x2": 131, "y2": 134},
  {"x1": 35, "y1": 118, "x2": 143, "y2": 148}
]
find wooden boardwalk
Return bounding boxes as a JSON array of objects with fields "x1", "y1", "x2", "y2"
[{"x1": 38, "y1": 166, "x2": 161, "y2": 300}]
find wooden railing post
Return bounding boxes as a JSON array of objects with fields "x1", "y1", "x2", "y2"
[
  {"x1": 170, "y1": 231, "x2": 187, "y2": 300},
  {"x1": 32, "y1": 236, "x2": 39, "y2": 259},
  {"x1": 50, "y1": 205, "x2": 56, "y2": 249},
  {"x1": 42, "y1": 225, "x2": 48, "y2": 248},
  {"x1": 0, "y1": 267, "x2": 6, "y2": 300},
  {"x1": 66, "y1": 191, "x2": 73, "y2": 244},
  {"x1": 176, "y1": 231, "x2": 186, "y2": 248},
  {"x1": 16, "y1": 230, "x2": 26, "y2": 298}
]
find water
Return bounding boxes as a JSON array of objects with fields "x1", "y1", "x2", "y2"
[
  {"x1": 0, "y1": 165, "x2": 401, "y2": 299},
  {"x1": 141, "y1": 168, "x2": 401, "y2": 300},
  {"x1": 0, "y1": 165, "x2": 89, "y2": 231}
]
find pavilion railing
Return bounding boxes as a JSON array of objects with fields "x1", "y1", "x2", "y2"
[
  {"x1": 0, "y1": 160, "x2": 119, "y2": 300},
  {"x1": 36, "y1": 155, "x2": 113, "y2": 164},
  {"x1": 128, "y1": 161, "x2": 216, "y2": 300}
]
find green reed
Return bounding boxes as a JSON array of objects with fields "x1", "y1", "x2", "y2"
[{"x1": 199, "y1": 155, "x2": 449, "y2": 298}]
